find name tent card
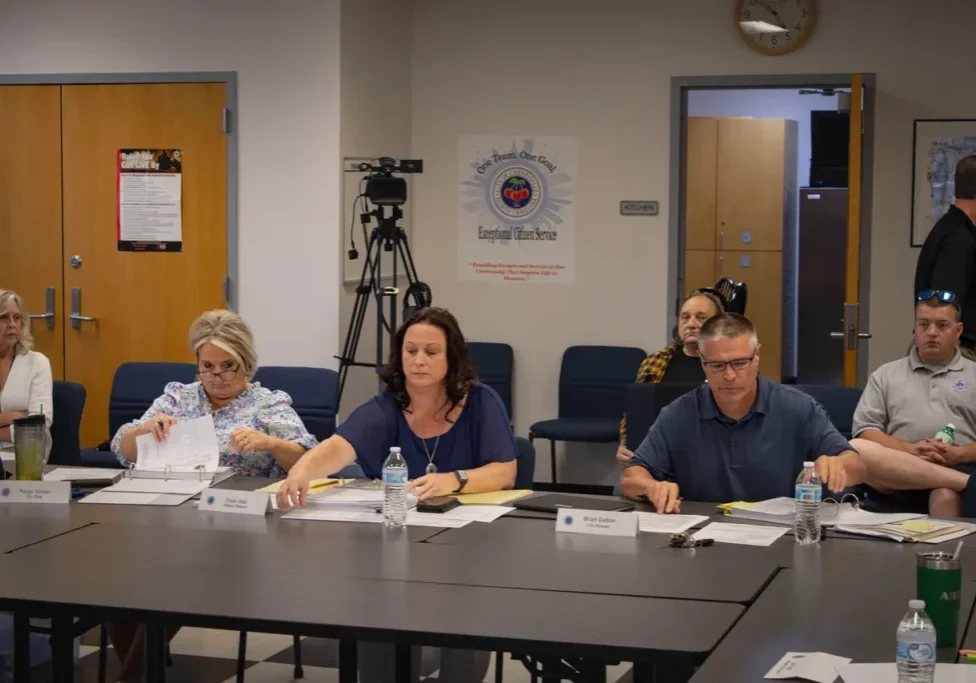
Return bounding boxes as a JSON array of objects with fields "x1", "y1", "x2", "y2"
[
  {"x1": 555, "y1": 509, "x2": 638, "y2": 537},
  {"x1": 0, "y1": 481, "x2": 70, "y2": 504},
  {"x1": 199, "y1": 488, "x2": 271, "y2": 516}
]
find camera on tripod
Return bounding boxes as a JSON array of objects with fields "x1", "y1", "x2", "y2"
[{"x1": 358, "y1": 157, "x2": 424, "y2": 206}]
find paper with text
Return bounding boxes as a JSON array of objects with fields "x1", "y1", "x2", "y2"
[
  {"x1": 837, "y1": 662, "x2": 976, "y2": 682},
  {"x1": 638, "y1": 513, "x2": 708, "y2": 534},
  {"x1": 135, "y1": 415, "x2": 220, "y2": 472},
  {"x1": 766, "y1": 652, "x2": 852, "y2": 683},
  {"x1": 437, "y1": 505, "x2": 513, "y2": 523},
  {"x1": 694, "y1": 522, "x2": 788, "y2": 547}
]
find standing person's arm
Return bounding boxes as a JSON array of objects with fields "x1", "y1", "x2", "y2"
[{"x1": 927, "y1": 233, "x2": 975, "y2": 305}]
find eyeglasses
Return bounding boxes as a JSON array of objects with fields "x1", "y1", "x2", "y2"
[
  {"x1": 917, "y1": 290, "x2": 959, "y2": 305},
  {"x1": 700, "y1": 353, "x2": 756, "y2": 373},
  {"x1": 197, "y1": 364, "x2": 240, "y2": 381}
]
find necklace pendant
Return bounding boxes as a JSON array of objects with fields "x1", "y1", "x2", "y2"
[{"x1": 425, "y1": 463, "x2": 437, "y2": 475}]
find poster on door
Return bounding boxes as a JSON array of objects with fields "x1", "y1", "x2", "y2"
[
  {"x1": 458, "y1": 136, "x2": 576, "y2": 283},
  {"x1": 117, "y1": 148, "x2": 183, "y2": 252}
]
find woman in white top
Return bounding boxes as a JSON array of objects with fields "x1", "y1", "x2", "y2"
[{"x1": 0, "y1": 290, "x2": 52, "y2": 443}]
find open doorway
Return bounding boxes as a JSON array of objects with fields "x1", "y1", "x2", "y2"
[{"x1": 669, "y1": 74, "x2": 875, "y2": 387}]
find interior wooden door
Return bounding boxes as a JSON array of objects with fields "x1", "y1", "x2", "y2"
[
  {"x1": 61, "y1": 83, "x2": 228, "y2": 447},
  {"x1": 685, "y1": 117, "x2": 718, "y2": 251},
  {"x1": 718, "y1": 251, "x2": 783, "y2": 381},
  {"x1": 716, "y1": 118, "x2": 787, "y2": 252},
  {"x1": 0, "y1": 86, "x2": 65, "y2": 379},
  {"x1": 842, "y1": 75, "x2": 865, "y2": 387},
  {"x1": 685, "y1": 250, "x2": 717, "y2": 293}
]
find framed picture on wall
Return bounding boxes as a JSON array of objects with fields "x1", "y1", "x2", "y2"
[{"x1": 911, "y1": 119, "x2": 976, "y2": 247}]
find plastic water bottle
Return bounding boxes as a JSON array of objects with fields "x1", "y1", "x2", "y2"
[
  {"x1": 934, "y1": 423, "x2": 956, "y2": 445},
  {"x1": 794, "y1": 461, "x2": 822, "y2": 546},
  {"x1": 382, "y1": 447, "x2": 408, "y2": 527},
  {"x1": 896, "y1": 599, "x2": 936, "y2": 683}
]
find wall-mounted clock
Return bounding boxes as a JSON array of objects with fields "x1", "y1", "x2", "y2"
[{"x1": 736, "y1": 0, "x2": 817, "y2": 56}]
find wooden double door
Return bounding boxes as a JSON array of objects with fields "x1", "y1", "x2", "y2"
[{"x1": 0, "y1": 83, "x2": 228, "y2": 447}]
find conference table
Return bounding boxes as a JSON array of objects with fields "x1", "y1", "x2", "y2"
[{"x1": 1, "y1": 480, "x2": 976, "y2": 683}]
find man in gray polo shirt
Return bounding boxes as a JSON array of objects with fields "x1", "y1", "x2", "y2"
[
  {"x1": 853, "y1": 292, "x2": 976, "y2": 516},
  {"x1": 622, "y1": 313, "x2": 867, "y2": 512}
]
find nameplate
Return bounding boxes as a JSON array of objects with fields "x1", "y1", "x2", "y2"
[
  {"x1": 199, "y1": 489, "x2": 270, "y2": 516},
  {"x1": 0, "y1": 481, "x2": 70, "y2": 504},
  {"x1": 555, "y1": 508, "x2": 638, "y2": 537}
]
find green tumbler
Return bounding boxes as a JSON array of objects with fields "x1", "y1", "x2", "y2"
[{"x1": 917, "y1": 551, "x2": 962, "y2": 648}]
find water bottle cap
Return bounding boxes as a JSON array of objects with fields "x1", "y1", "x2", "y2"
[
  {"x1": 802, "y1": 461, "x2": 815, "y2": 468},
  {"x1": 947, "y1": 423, "x2": 956, "y2": 430},
  {"x1": 909, "y1": 599, "x2": 925, "y2": 609},
  {"x1": 390, "y1": 447, "x2": 401, "y2": 453}
]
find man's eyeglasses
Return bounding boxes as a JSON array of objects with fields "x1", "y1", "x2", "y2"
[
  {"x1": 197, "y1": 364, "x2": 240, "y2": 381},
  {"x1": 700, "y1": 353, "x2": 756, "y2": 373},
  {"x1": 917, "y1": 290, "x2": 959, "y2": 306}
]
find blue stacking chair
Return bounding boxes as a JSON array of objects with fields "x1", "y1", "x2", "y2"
[
  {"x1": 529, "y1": 345, "x2": 646, "y2": 484},
  {"x1": 467, "y1": 341, "x2": 515, "y2": 418},
  {"x1": 514, "y1": 436, "x2": 535, "y2": 490},
  {"x1": 49, "y1": 381, "x2": 86, "y2": 467},
  {"x1": 793, "y1": 384, "x2": 864, "y2": 440},
  {"x1": 81, "y1": 362, "x2": 197, "y2": 468}
]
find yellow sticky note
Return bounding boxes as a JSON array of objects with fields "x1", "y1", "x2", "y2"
[
  {"x1": 257, "y1": 478, "x2": 338, "y2": 493},
  {"x1": 901, "y1": 520, "x2": 937, "y2": 533},
  {"x1": 452, "y1": 489, "x2": 532, "y2": 505}
]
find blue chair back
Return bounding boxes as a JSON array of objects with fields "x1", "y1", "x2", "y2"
[
  {"x1": 514, "y1": 436, "x2": 535, "y2": 490},
  {"x1": 623, "y1": 382, "x2": 701, "y2": 451},
  {"x1": 558, "y1": 346, "x2": 646, "y2": 420},
  {"x1": 252, "y1": 366, "x2": 339, "y2": 442},
  {"x1": 50, "y1": 381, "x2": 86, "y2": 466},
  {"x1": 793, "y1": 384, "x2": 863, "y2": 440},
  {"x1": 467, "y1": 341, "x2": 514, "y2": 418},
  {"x1": 108, "y1": 362, "x2": 196, "y2": 437}
]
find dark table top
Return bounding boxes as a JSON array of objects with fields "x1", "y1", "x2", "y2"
[
  {"x1": 0, "y1": 513, "x2": 91, "y2": 554},
  {"x1": 689, "y1": 559, "x2": 976, "y2": 683},
  {"x1": 0, "y1": 548, "x2": 743, "y2": 662}
]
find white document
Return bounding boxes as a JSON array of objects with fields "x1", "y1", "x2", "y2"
[
  {"x1": 80, "y1": 490, "x2": 192, "y2": 506},
  {"x1": 638, "y1": 513, "x2": 709, "y2": 534},
  {"x1": 437, "y1": 505, "x2": 513, "y2": 523},
  {"x1": 282, "y1": 507, "x2": 384, "y2": 523},
  {"x1": 43, "y1": 467, "x2": 123, "y2": 484},
  {"x1": 306, "y1": 486, "x2": 418, "y2": 511},
  {"x1": 729, "y1": 497, "x2": 924, "y2": 527},
  {"x1": 108, "y1": 478, "x2": 209, "y2": 496},
  {"x1": 135, "y1": 415, "x2": 220, "y2": 472},
  {"x1": 406, "y1": 511, "x2": 472, "y2": 528},
  {"x1": 838, "y1": 663, "x2": 976, "y2": 682},
  {"x1": 766, "y1": 652, "x2": 852, "y2": 683},
  {"x1": 694, "y1": 522, "x2": 788, "y2": 547}
]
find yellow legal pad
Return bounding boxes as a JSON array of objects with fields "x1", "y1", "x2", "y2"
[
  {"x1": 451, "y1": 489, "x2": 532, "y2": 505},
  {"x1": 257, "y1": 478, "x2": 340, "y2": 494}
]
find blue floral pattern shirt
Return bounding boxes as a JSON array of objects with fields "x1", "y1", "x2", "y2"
[{"x1": 110, "y1": 381, "x2": 318, "y2": 478}]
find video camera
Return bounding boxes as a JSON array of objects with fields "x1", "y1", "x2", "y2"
[{"x1": 359, "y1": 156, "x2": 424, "y2": 206}]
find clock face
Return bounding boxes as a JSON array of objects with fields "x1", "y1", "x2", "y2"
[{"x1": 737, "y1": 0, "x2": 816, "y2": 55}]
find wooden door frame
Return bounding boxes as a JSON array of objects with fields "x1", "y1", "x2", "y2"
[
  {"x1": 668, "y1": 73, "x2": 877, "y2": 386},
  {"x1": 0, "y1": 71, "x2": 239, "y2": 311}
]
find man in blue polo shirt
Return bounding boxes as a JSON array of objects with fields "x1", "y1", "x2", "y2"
[{"x1": 622, "y1": 313, "x2": 867, "y2": 512}]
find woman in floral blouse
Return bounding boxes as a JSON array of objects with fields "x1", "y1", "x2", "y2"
[{"x1": 111, "y1": 309, "x2": 317, "y2": 478}]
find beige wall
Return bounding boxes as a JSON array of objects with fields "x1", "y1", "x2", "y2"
[
  {"x1": 408, "y1": 0, "x2": 976, "y2": 482},
  {"x1": 338, "y1": 0, "x2": 414, "y2": 417}
]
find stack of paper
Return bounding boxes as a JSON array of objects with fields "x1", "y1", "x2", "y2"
[
  {"x1": 837, "y1": 662, "x2": 976, "y2": 682},
  {"x1": 282, "y1": 507, "x2": 473, "y2": 528},
  {"x1": 693, "y1": 522, "x2": 788, "y2": 547},
  {"x1": 766, "y1": 652, "x2": 852, "y2": 683},
  {"x1": 834, "y1": 518, "x2": 976, "y2": 543},
  {"x1": 722, "y1": 498, "x2": 924, "y2": 528},
  {"x1": 43, "y1": 467, "x2": 123, "y2": 485},
  {"x1": 305, "y1": 486, "x2": 418, "y2": 511}
]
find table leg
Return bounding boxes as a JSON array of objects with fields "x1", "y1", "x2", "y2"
[
  {"x1": 12, "y1": 612, "x2": 30, "y2": 683},
  {"x1": 338, "y1": 639, "x2": 357, "y2": 683},
  {"x1": 578, "y1": 661, "x2": 606, "y2": 683},
  {"x1": 145, "y1": 622, "x2": 166, "y2": 683},
  {"x1": 632, "y1": 661, "x2": 654, "y2": 683},
  {"x1": 50, "y1": 616, "x2": 74, "y2": 683},
  {"x1": 394, "y1": 642, "x2": 412, "y2": 683}
]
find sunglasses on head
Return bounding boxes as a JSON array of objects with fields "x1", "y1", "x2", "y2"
[{"x1": 917, "y1": 290, "x2": 959, "y2": 305}]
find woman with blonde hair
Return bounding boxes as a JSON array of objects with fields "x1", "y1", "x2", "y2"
[
  {"x1": 0, "y1": 289, "x2": 52, "y2": 443},
  {"x1": 111, "y1": 309, "x2": 317, "y2": 476}
]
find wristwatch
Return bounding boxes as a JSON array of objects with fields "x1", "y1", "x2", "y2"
[{"x1": 453, "y1": 470, "x2": 468, "y2": 493}]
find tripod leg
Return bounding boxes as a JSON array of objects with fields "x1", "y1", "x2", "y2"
[{"x1": 337, "y1": 230, "x2": 380, "y2": 406}]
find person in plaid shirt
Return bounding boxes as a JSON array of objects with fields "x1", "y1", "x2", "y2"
[{"x1": 616, "y1": 290, "x2": 724, "y2": 466}]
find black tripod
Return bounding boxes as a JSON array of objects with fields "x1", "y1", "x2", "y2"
[{"x1": 336, "y1": 204, "x2": 427, "y2": 408}]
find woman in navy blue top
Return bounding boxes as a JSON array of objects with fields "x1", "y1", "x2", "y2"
[{"x1": 278, "y1": 307, "x2": 517, "y2": 507}]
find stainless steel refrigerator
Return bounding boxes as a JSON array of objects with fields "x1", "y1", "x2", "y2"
[{"x1": 795, "y1": 187, "x2": 848, "y2": 385}]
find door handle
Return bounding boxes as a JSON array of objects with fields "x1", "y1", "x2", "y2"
[
  {"x1": 70, "y1": 287, "x2": 96, "y2": 330},
  {"x1": 830, "y1": 304, "x2": 868, "y2": 350},
  {"x1": 28, "y1": 287, "x2": 56, "y2": 329}
]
